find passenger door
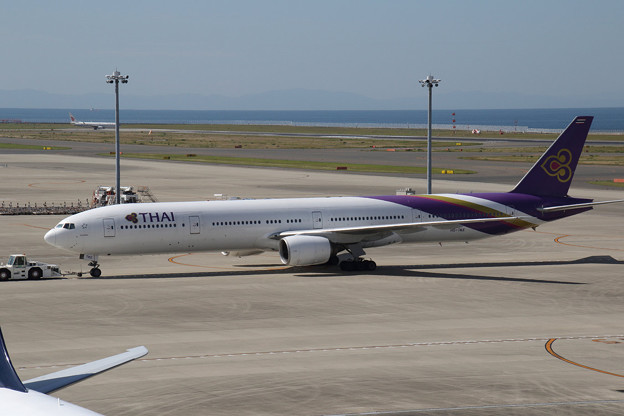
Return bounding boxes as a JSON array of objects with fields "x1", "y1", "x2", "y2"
[
  {"x1": 189, "y1": 216, "x2": 200, "y2": 234},
  {"x1": 103, "y1": 218, "x2": 115, "y2": 237},
  {"x1": 312, "y1": 211, "x2": 323, "y2": 229}
]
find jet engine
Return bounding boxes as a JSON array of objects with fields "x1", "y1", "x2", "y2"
[{"x1": 279, "y1": 235, "x2": 331, "y2": 266}]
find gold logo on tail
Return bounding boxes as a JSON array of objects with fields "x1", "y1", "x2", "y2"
[{"x1": 540, "y1": 149, "x2": 573, "y2": 183}]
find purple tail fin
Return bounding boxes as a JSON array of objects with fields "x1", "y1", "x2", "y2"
[{"x1": 511, "y1": 116, "x2": 593, "y2": 197}]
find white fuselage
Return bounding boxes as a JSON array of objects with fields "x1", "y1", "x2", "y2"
[
  {"x1": 44, "y1": 195, "x2": 535, "y2": 258},
  {"x1": 0, "y1": 389, "x2": 102, "y2": 416},
  {"x1": 71, "y1": 121, "x2": 115, "y2": 130}
]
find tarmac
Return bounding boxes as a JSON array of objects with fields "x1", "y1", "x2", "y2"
[{"x1": 1, "y1": 150, "x2": 624, "y2": 415}]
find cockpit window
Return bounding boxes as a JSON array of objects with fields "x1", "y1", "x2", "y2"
[
  {"x1": 62, "y1": 223, "x2": 76, "y2": 229},
  {"x1": 56, "y1": 223, "x2": 64, "y2": 228}
]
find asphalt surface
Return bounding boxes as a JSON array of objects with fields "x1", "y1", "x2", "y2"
[{"x1": 0, "y1": 147, "x2": 623, "y2": 415}]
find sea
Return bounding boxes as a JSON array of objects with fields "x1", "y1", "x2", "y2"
[{"x1": 1, "y1": 107, "x2": 623, "y2": 132}]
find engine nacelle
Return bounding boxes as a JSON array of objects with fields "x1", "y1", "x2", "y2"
[{"x1": 279, "y1": 235, "x2": 331, "y2": 266}]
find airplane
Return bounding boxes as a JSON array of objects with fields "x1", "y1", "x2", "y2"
[
  {"x1": 44, "y1": 116, "x2": 624, "y2": 277},
  {"x1": 69, "y1": 113, "x2": 116, "y2": 130},
  {"x1": 0, "y1": 327, "x2": 147, "y2": 415}
]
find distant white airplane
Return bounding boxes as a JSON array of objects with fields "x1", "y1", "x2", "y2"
[
  {"x1": 44, "y1": 116, "x2": 624, "y2": 277},
  {"x1": 0, "y1": 328, "x2": 147, "y2": 415},
  {"x1": 69, "y1": 113, "x2": 115, "y2": 130}
]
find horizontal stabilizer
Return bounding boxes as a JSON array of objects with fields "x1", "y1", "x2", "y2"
[
  {"x1": 24, "y1": 346, "x2": 147, "y2": 394},
  {"x1": 538, "y1": 198, "x2": 624, "y2": 213}
]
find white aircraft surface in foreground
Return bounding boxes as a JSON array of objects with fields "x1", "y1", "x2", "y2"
[
  {"x1": 0, "y1": 328, "x2": 147, "y2": 415},
  {"x1": 45, "y1": 116, "x2": 624, "y2": 277},
  {"x1": 69, "y1": 113, "x2": 115, "y2": 130}
]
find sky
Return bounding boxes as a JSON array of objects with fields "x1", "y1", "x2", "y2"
[{"x1": 2, "y1": 0, "x2": 624, "y2": 109}]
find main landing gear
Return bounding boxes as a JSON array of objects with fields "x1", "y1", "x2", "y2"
[
  {"x1": 339, "y1": 258, "x2": 377, "y2": 271},
  {"x1": 336, "y1": 244, "x2": 377, "y2": 272}
]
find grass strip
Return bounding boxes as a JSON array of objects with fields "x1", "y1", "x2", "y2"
[
  {"x1": 589, "y1": 181, "x2": 624, "y2": 188},
  {"x1": 1, "y1": 123, "x2": 621, "y2": 141},
  {"x1": 112, "y1": 153, "x2": 475, "y2": 175},
  {"x1": 0, "y1": 143, "x2": 69, "y2": 150},
  {"x1": 441, "y1": 145, "x2": 624, "y2": 154},
  {"x1": 461, "y1": 155, "x2": 624, "y2": 166}
]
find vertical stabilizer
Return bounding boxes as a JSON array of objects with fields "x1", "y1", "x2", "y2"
[
  {"x1": 511, "y1": 116, "x2": 593, "y2": 196},
  {"x1": 0, "y1": 328, "x2": 27, "y2": 393}
]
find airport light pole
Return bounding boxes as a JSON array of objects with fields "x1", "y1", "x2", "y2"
[
  {"x1": 419, "y1": 75, "x2": 441, "y2": 194},
  {"x1": 105, "y1": 70, "x2": 129, "y2": 204}
]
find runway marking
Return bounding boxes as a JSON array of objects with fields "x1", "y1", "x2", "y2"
[
  {"x1": 28, "y1": 180, "x2": 86, "y2": 188},
  {"x1": 168, "y1": 253, "x2": 241, "y2": 270},
  {"x1": 19, "y1": 223, "x2": 50, "y2": 230},
  {"x1": 130, "y1": 335, "x2": 624, "y2": 364},
  {"x1": 323, "y1": 399, "x2": 624, "y2": 415},
  {"x1": 534, "y1": 229, "x2": 624, "y2": 252},
  {"x1": 18, "y1": 335, "x2": 623, "y2": 372},
  {"x1": 168, "y1": 252, "x2": 289, "y2": 271},
  {"x1": 545, "y1": 338, "x2": 624, "y2": 378},
  {"x1": 553, "y1": 234, "x2": 624, "y2": 252}
]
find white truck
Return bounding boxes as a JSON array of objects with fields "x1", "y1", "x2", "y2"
[{"x1": 0, "y1": 254, "x2": 62, "y2": 281}]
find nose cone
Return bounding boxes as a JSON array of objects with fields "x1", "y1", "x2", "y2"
[{"x1": 44, "y1": 229, "x2": 56, "y2": 246}]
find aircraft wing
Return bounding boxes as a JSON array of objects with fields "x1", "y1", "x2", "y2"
[
  {"x1": 538, "y1": 199, "x2": 624, "y2": 213},
  {"x1": 271, "y1": 215, "x2": 535, "y2": 241},
  {"x1": 23, "y1": 346, "x2": 147, "y2": 394}
]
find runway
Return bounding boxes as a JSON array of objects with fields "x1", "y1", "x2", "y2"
[{"x1": 1, "y1": 152, "x2": 623, "y2": 415}]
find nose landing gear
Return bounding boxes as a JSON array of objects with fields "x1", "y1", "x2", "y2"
[
  {"x1": 79, "y1": 255, "x2": 102, "y2": 278},
  {"x1": 88, "y1": 260, "x2": 102, "y2": 277}
]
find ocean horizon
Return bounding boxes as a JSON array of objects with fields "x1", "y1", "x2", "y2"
[{"x1": 1, "y1": 107, "x2": 623, "y2": 132}]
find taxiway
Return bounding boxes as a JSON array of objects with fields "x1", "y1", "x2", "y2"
[{"x1": 0, "y1": 152, "x2": 623, "y2": 415}]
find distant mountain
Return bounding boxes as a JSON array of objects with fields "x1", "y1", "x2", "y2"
[{"x1": 0, "y1": 88, "x2": 620, "y2": 110}]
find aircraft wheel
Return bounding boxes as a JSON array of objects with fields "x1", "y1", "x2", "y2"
[
  {"x1": 326, "y1": 255, "x2": 340, "y2": 266},
  {"x1": 364, "y1": 260, "x2": 377, "y2": 271},
  {"x1": 28, "y1": 267, "x2": 43, "y2": 280},
  {"x1": 90, "y1": 268, "x2": 102, "y2": 278},
  {"x1": 355, "y1": 261, "x2": 372, "y2": 271},
  {"x1": 0, "y1": 268, "x2": 10, "y2": 281},
  {"x1": 340, "y1": 261, "x2": 355, "y2": 271}
]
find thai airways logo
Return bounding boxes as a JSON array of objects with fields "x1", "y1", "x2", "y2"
[
  {"x1": 540, "y1": 149, "x2": 573, "y2": 183},
  {"x1": 125, "y1": 211, "x2": 175, "y2": 223},
  {"x1": 125, "y1": 213, "x2": 139, "y2": 223}
]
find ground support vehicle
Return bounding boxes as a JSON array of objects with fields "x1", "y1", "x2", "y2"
[{"x1": 0, "y1": 255, "x2": 62, "y2": 280}]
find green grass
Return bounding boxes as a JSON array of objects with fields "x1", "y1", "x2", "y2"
[
  {"x1": 104, "y1": 123, "x2": 624, "y2": 141},
  {"x1": 1, "y1": 122, "x2": 622, "y2": 142},
  {"x1": 0, "y1": 126, "x2": 482, "y2": 150},
  {"x1": 462, "y1": 155, "x2": 624, "y2": 166},
  {"x1": 112, "y1": 152, "x2": 476, "y2": 175},
  {"x1": 445, "y1": 145, "x2": 624, "y2": 154},
  {"x1": 0, "y1": 143, "x2": 69, "y2": 150},
  {"x1": 0, "y1": 123, "x2": 63, "y2": 130},
  {"x1": 589, "y1": 180, "x2": 624, "y2": 188}
]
